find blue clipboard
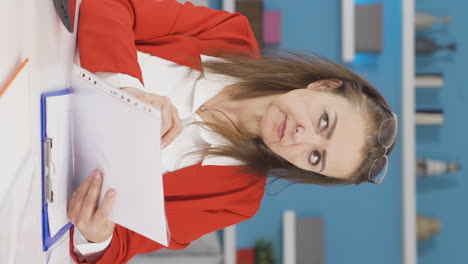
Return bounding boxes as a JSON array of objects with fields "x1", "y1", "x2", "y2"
[{"x1": 41, "y1": 89, "x2": 73, "y2": 251}]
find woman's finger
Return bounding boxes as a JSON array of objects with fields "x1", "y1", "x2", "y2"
[
  {"x1": 119, "y1": 88, "x2": 184, "y2": 146},
  {"x1": 160, "y1": 98, "x2": 173, "y2": 136},
  {"x1": 161, "y1": 105, "x2": 183, "y2": 147},
  {"x1": 93, "y1": 189, "x2": 116, "y2": 221},
  {"x1": 67, "y1": 170, "x2": 98, "y2": 220},
  {"x1": 121, "y1": 87, "x2": 145, "y2": 100},
  {"x1": 81, "y1": 171, "x2": 104, "y2": 220},
  {"x1": 122, "y1": 87, "x2": 163, "y2": 108},
  {"x1": 125, "y1": 90, "x2": 171, "y2": 134}
]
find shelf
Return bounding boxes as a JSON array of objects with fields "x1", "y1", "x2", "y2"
[
  {"x1": 341, "y1": 0, "x2": 355, "y2": 62},
  {"x1": 283, "y1": 211, "x2": 296, "y2": 264},
  {"x1": 223, "y1": 225, "x2": 237, "y2": 264},
  {"x1": 402, "y1": 0, "x2": 416, "y2": 263},
  {"x1": 222, "y1": 1, "x2": 416, "y2": 263},
  {"x1": 223, "y1": 0, "x2": 235, "y2": 13},
  {"x1": 222, "y1": 1, "x2": 236, "y2": 264}
]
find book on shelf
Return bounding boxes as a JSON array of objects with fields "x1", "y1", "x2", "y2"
[
  {"x1": 415, "y1": 109, "x2": 444, "y2": 125},
  {"x1": 415, "y1": 74, "x2": 444, "y2": 88},
  {"x1": 355, "y1": 3, "x2": 383, "y2": 53},
  {"x1": 236, "y1": 0, "x2": 263, "y2": 47}
]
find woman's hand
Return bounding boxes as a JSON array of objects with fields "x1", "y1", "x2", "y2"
[
  {"x1": 67, "y1": 170, "x2": 115, "y2": 243},
  {"x1": 121, "y1": 87, "x2": 183, "y2": 148}
]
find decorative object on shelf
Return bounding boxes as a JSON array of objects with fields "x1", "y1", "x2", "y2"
[
  {"x1": 255, "y1": 239, "x2": 277, "y2": 264},
  {"x1": 355, "y1": 3, "x2": 384, "y2": 53},
  {"x1": 415, "y1": 109, "x2": 444, "y2": 125},
  {"x1": 416, "y1": 38, "x2": 457, "y2": 55},
  {"x1": 237, "y1": 248, "x2": 255, "y2": 264},
  {"x1": 415, "y1": 73, "x2": 444, "y2": 88},
  {"x1": 417, "y1": 159, "x2": 461, "y2": 177},
  {"x1": 236, "y1": 0, "x2": 263, "y2": 47},
  {"x1": 415, "y1": 12, "x2": 451, "y2": 30},
  {"x1": 262, "y1": 10, "x2": 282, "y2": 44},
  {"x1": 417, "y1": 216, "x2": 441, "y2": 241}
]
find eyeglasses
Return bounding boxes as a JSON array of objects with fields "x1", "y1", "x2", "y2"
[{"x1": 368, "y1": 112, "x2": 398, "y2": 184}]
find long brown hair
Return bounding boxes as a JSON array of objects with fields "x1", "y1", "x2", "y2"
[{"x1": 182, "y1": 49, "x2": 396, "y2": 186}]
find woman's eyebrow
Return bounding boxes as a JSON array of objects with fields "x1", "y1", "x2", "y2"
[
  {"x1": 326, "y1": 111, "x2": 338, "y2": 140},
  {"x1": 320, "y1": 150, "x2": 327, "y2": 172},
  {"x1": 320, "y1": 112, "x2": 337, "y2": 172}
]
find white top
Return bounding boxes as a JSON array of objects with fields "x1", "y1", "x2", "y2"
[{"x1": 72, "y1": 51, "x2": 243, "y2": 262}]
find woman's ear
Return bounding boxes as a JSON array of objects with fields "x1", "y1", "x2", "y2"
[{"x1": 307, "y1": 79, "x2": 343, "y2": 91}]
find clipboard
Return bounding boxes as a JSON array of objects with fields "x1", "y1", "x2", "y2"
[
  {"x1": 41, "y1": 89, "x2": 73, "y2": 251},
  {"x1": 40, "y1": 65, "x2": 169, "y2": 251}
]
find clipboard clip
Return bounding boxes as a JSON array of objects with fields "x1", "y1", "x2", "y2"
[{"x1": 44, "y1": 138, "x2": 55, "y2": 203}]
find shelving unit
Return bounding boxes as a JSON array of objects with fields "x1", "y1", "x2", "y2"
[
  {"x1": 222, "y1": 1, "x2": 417, "y2": 263},
  {"x1": 402, "y1": 0, "x2": 417, "y2": 264}
]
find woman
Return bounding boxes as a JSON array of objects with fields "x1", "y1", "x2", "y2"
[{"x1": 67, "y1": 0, "x2": 397, "y2": 263}]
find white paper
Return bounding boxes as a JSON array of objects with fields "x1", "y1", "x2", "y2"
[
  {"x1": 44, "y1": 231, "x2": 73, "y2": 264},
  {"x1": 46, "y1": 94, "x2": 73, "y2": 237},
  {"x1": 70, "y1": 66, "x2": 168, "y2": 246},
  {"x1": 0, "y1": 60, "x2": 32, "y2": 207}
]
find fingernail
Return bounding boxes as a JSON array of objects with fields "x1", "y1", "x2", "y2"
[
  {"x1": 161, "y1": 142, "x2": 167, "y2": 149},
  {"x1": 95, "y1": 171, "x2": 101, "y2": 180},
  {"x1": 108, "y1": 190, "x2": 114, "y2": 197}
]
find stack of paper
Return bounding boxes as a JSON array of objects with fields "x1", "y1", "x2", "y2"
[{"x1": 70, "y1": 66, "x2": 169, "y2": 246}]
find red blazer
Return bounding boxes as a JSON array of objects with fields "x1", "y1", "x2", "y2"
[{"x1": 70, "y1": 0, "x2": 266, "y2": 263}]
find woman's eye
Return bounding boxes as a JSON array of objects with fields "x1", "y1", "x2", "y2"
[
  {"x1": 309, "y1": 150, "x2": 321, "y2": 165},
  {"x1": 320, "y1": 112, "x2": 329, "y2": 131}
]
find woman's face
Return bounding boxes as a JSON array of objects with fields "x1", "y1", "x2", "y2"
[{"x1": 259, "y1": 79, "x2": 367, "y2": 179}]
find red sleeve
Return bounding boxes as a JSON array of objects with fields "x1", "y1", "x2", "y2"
[
  {"x1": 68, "y1": 163, "x2": 267, "y2": 264},
  {"x1": 77, "y1": 0, "x2": 259, "y2": 85},
  {"x1": 69, "y1": 209, "x2": 249, "y2": 264}
]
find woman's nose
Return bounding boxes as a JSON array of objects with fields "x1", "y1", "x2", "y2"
[
  {"x1": 292, "y1": 126, "x2": 305, "y2": 144},
  {"x1": 293, "y1": 125, "x2": 321, "y2": 145}
]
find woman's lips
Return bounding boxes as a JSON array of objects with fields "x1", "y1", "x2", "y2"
[{"x1": 277, "y1": 117, "x2": 286, "y2": 140}]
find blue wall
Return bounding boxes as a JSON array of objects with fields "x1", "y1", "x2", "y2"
[
  {"x1": 415, "y1": 1, "x2": 468, "y2": 264},
  {"x1": 211, "y1": 0, "x2": 405, "y2": 263}
]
